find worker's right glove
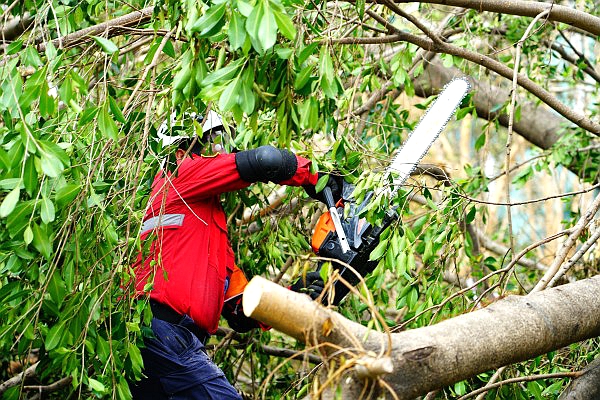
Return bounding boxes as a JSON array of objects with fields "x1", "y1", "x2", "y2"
[
  {"x1": 290, "y1": 272, "x2": 325, "y2": 300},
  {"x1": 303, "y1": 172, "x2": 344, "y2": 205}
]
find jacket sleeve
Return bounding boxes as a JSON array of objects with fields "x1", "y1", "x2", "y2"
[
  {"x1": 172, "y1": 152, "x2": 317, "y2": 201},
  {"x1": 278, "y1": 155, "x2": 318, "y2": 187},
  {"x1": 173, "y1": 153, "x2": 252, "y2": 200}
]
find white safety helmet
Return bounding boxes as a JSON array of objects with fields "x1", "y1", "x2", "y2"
[{"x1": 157, "y1": 110, "x2": 225, "y2": 148}]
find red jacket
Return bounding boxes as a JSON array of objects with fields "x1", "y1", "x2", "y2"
[{"x1": 134, "y1": 152, "x2": 317, "y2": 333}]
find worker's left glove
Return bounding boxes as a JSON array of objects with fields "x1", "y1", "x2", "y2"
[
  {"x1": 303, "y1": 172, "x2": 344, "y2": 205},
  {"x1": 290, "y1": 272, "x2": 325, "y2": 300}
]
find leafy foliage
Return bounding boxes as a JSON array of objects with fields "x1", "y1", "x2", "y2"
[{"x1": 0, "y1": 0, "x2": 598, "y2": 398}]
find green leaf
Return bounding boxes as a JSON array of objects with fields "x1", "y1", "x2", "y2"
[
  {"x1": 109, "y1": 96, "x2": 126, "y2": 123},
  {"x1": 96, "y1": 335, "x2": 110, "y2": 363},
  {"x1": 39, "y1": 81, "x2": 57, "y2": 118},
  {"x1": 23, "y1": 46, "x2": 43, "y2": 67},
  {"x1": 40, "y1": 195, "x2": 55, "y2": 223},
  {"x1": 173, "y1": 61, "x2": 192, "y2": 91},
  {"x1": 219, "y1": 77, "x2": 241, "y2": 111},
  {"x1": 319, "y1": 46, "x2": 338, "y2": 98},
  {"x1": 6, "y1": 201, "x2": 33, "y2": 238},
  {"x1": 315, "y1": 174, "x2": 329, "y2": 193},
  {"x1": 319, "y1": 262, "x2": 330, "y2": 283},
  {"x1": 422, "y1": 240, "x2": 433, "y2": 264},
  {"x1": 128, "y1": 344, "x2": 144, "y2": 375},
  {"x1": 246, "y1": 0, "x2": 277, "y2": 52},
  {"x1": 202, "y1": 59, "x2": 243, "y2": 87},
  {"x1": 294, "y1": 66, "x2": 313, "y2": 91},
  {"x1": 23, "y1": 225, "x2": 33, "y2": 245},
  {"x1": 22, "y1": 155, "x2": 37, "y2": 196},
  {"x1": 48, "y1": 273, "x2": 66, "y2": 308},
  {"x1": 527, "y1": 381, "x2": 543, "y2": 399},
  {"x1": 240, "y1": 76, "x2": 256, "y2": 114},
  {"x1": 465, "y1": 206, "x2": 476, "y2": 224},
  {"x1": 40, "y1": 153, "x2": 63, "y2": 178},
  {"x1": 273, "y1": 9, "x2": 296, "y2": 40},
  {"x1": 92, "y1": 36, "x2": 119, "y2": 55},
  {"x1": 116, "y1": 376, "x2": 132, "y2": 400},
  {"x1": 369, "y1": 237, "x2": 388, "y2": 261},
  {"x1": 237, "y1": 0, "x2": 253, "y2": 17},
  {"x1": 32, "y1": 222, "x2": 52, "y2": 259},
  {"x1": 88, "y1": 378, "x2": 106, "y2": 392},
  {"x1": 191, "y1": 3, "x2": 227, "y2": 36},
  {"x1": 229, "y1": 12, "x2": 247, "y2": 50},
  {"x1": 319, "y1": 46, "x2": 334, "y2": 82},
  {"x1": 1, "y1": 186, "x2": 20, "y2": 218},
  {"x1": 442, "y1": 53, "x2": 454, "y2": 68},
  {"x1": 98, "y1": 104, "x2": 119, "y2": 140},
  {"x1": 474, "y1": 132, "x2": 486, "y2": 151},
  {"x1": 55, "y1": 184, "x2": 81, "y2": 208},
  {"x1": 0, "y1": 147, "x2": 9, "y2": 170},
  {"x1": 407, "y1": 287, "x2": 418, "y2": 309},
  {"x1": 6, "y1": 40, "x2": 23, "y2": 55},
  {"x1": 162, "y1": 40, "x2": 176, "y2": 58},
  {"x1": 455, "y1": 106, "x2": 472, "y2": 120},
  {"x1": 454, "y1": 381, "x2": 467, "y2": 396},
  {"x1": 355, "y1": 0, "x2": 365, "y2": 18},
  {"x1": 45, "y1": 322, "x2": 64, "y2": 351},
  {"x1": 38, "y1": 141, "x2": 67, "y2": 178}
]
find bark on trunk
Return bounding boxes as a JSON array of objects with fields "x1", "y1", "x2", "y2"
[
  {"x1": 559, "y1": 356, "x2": 600, "y2": 400},
  {"x1": 243, "y1": 275, "x2": 600, "y2": 399}
]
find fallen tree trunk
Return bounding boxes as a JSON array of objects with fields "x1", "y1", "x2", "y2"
[
  {"x1": 243, "y1": 275, "x2": 600, "y2": 399},
  {"x1": 559, "y1": 356, "x2": 600, "y2": 400}
]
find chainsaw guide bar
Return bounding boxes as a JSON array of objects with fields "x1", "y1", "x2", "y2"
[{"x1": 386, "y1": 77, "x2": 471, "y2": 193}]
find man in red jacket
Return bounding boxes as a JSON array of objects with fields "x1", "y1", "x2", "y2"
[{"x1": 129, "y1": 112, "x2": 335, "y2": 399}]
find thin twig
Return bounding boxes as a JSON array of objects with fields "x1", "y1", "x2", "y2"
[
  {"x1": 455, "y1": 183, "x2": 600, "y2": 207},
  {"x1": 533, "y1": 191, "x2": 600, "y2": 291},
  {"x1": 460, "y1": 371, "x2": 582, "y2": 400},
  {"x1": 547, "y1": 227, "x2": 600, "y2": 287},
  {"x1": 23, "y1": 376, "x2": 73, "y2": 392}
]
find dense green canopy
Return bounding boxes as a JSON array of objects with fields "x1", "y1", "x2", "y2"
[{"x1": 0, "y1": 0, "x2": 598, "y2": 398}]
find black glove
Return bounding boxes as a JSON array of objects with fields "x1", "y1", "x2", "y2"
[
  {"x1": 222, "y1": 294, "x2": 261, "y2": 333},
  {"x1": 303, "y1": 172, "x2": 344, "y2": 205},
  {"x1": 290, "y1": 271, "x2": 325, "y2": 300}
]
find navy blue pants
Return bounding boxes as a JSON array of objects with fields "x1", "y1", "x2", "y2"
[{"x1": 129, "y1": 317, "x2": 242, "y2": 400}]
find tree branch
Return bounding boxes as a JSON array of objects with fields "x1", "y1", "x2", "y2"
[
  {"x1": 0, "y1": 12, "x2": 34, "y2": 41},
  {"x1": 392, "y1": 0, "x2": 600, "y2": 37},
  {"x1": 36, "y1": 6, "x2": 154, "y2": 53},
  {"x1": 23, "y1": 376, "x2": 73, "y2": 393},
  {"x1": 244, "y1": 275, "x2": 600, "y2": 399},
  {"x1": 0, "y1": 362, "x2": 39, "y2": 395},
  {"x1": 459, "y1": 371, "x2": 582, "y2": 400},
  {"x1": 337, "y1": 15, "x2": 600, "y2": 135}
]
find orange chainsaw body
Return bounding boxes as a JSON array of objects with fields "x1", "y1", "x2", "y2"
[{"x1": 311, "y1": 211, "x2": 335, "y2": 253}]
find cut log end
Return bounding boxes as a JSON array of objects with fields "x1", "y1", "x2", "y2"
[{"x1": 242, "y1": 276, "x2": 265, "y2": 317}]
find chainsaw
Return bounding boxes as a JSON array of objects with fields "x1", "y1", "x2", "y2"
[{"x1": 311, "y1": 77, "x2": 471, "y2": 305}]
